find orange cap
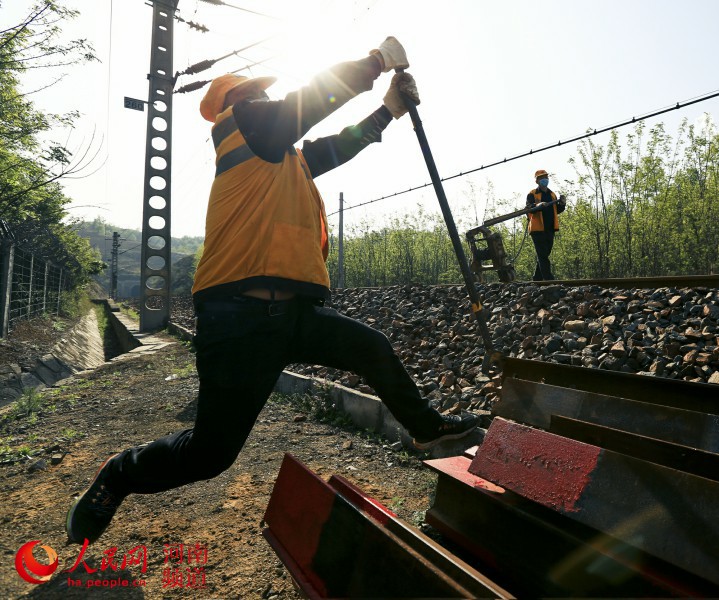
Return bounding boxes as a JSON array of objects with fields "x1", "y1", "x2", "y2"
[
  {"x1": 534, "y1": 169, "x2": 549, "y2": 179},
  {"x1": 199, "y1": 74, "x2": 277, "y2": 122}
]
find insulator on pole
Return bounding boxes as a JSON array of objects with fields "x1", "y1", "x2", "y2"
[
  {"x1": 180, "y1": 58, "x2": 216, "y2": 75},
  {"x1": 187, "y1": 20, "x2": 209, "y2": 32},
  {"x1": 175, "y1": 80, "x2": 210, "y2": 93},
  {"x1": 176, "y1": 15, "x2": 209, "y2": 32}
]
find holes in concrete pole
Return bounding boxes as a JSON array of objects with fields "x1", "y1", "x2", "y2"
[
  {"x1": 150, "y1": 176, "x2": 166, "y2": 190},
  {"x1": 159, "y1": 25, "x2": 167, "y2": 31},
  {"x1": 149, "y1": 216, "x2": 166, "y2": 230},
  {"x1": 149, "y1": 195, "x2": 166, "y2": 210},
  {"x1": 151, "y1": 137, "x2": 167, "y2": 151},
  {"x1": 151, "y1": 156, "x2": 167, "y2": 170},
  {"x1": 152, "y1": 116, "x2": 167, "y2": 132},
  {"x1": 157, "y1": 69, "x2": 166, "y2": 76},
  {"x1": 159, "y1": 11, "x2": 168, "y2": 17},
  {"x1": 153, "y1": 100, "x2": 167, "y2": 112},
  {"x1": 147, "y1": 235, "x2": 166, "y2": 250},
  {"x1": 156, "y1": 89, "x2": 166, "y2": 96},
  {"x1": 144, "y1": 295, "x2": 166, "y2": 310},
  {"x1": 158, "y1": 46, "x2": 167, "y2": 52},
  {"x1": 146, "y1": 276, "x2": 166, "y2": 291},
  {"x1": 146, "y1": 255, "x2": 165, "y2": 271}
]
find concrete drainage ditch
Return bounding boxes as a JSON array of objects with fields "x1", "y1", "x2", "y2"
[{"x1": 0, "y1": 300, "x2": 156, "y2": 407}]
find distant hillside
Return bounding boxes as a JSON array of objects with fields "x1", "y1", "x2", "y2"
[{"x1": 77, "y1": 218, "x2": 203, "y2": 297}]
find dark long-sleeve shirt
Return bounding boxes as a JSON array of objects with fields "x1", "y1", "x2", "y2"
[{"x1": 232, "y1": 56, "x2": 392, "y2": 176}]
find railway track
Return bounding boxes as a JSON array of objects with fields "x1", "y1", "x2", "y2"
[{"x1": 532, "y1": 273, "x2": 719, "y2": 289}]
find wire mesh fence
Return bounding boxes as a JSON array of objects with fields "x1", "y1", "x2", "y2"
[{"x1": 1, "y1": 234, "x2": 69, "y2": 337}]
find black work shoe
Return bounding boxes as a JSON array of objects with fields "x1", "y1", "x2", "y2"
[
  {"x1": 66, "y1": 454, "x2": 125, "y2": 544},
  {"x1": 413, "y1": 413, "x2": 480, "y2": 451}
]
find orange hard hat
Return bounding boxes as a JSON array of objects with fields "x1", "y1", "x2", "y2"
[
  {"x1": 534, "y1": 169, "x2": 549, "y2": 179},
  {"x1": 199, "y1": 74, "x2": 277, "y2": 123}
]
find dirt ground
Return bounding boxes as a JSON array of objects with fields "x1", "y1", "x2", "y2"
[
  {"x1": 0, "y1": 315, "x2": 82, "y2": 372},
  {"x1": 0, "y1": 327, "x2": 441, "y2": 599}
]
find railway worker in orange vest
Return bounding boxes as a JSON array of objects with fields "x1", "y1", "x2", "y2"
[
  {"x1": 66, "y1": 37, "x2": 480, "y2": 546},
  {"x1": 526, "y1": 169, "x2": 566, "y2": 281}
]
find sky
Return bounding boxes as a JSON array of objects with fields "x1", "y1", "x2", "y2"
[{"x1": 3, "y1": 0, "x2": 719, "y2": 239}]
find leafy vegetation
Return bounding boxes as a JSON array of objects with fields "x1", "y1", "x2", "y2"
[
  {"x1": 326, "y1": 117, "x2": 719, "y2": 285},
  {"x1": 0, "y1": 1, "x2": 103, "y2": 287},
  {"x1": 76, "y1": 218, "x2": 203, "y2": 296}
]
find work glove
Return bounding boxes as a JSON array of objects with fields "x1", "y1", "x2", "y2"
[
  {"x1": 558, "y1": 194, "x2": 567, "y2": 206},
  {"x1": 371, "y1": 36, "x2": 409, "y2": 73},
  {"x1": 383, "y1": 72, "x2": 420, "y2": 119}
]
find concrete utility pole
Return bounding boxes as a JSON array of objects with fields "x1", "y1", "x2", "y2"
[
  {"x1": 105, "y1": 231, "x2": 125, "y2": 299},
  {"x1": 338, "y1": 192, "x2": 345, "y2": 289},
  {"x1": 110, "y1": 232, "x2": 120, "y2": 299},
  {"x1": 139, "y1": 0, "x2": 179, "y2": 331}
]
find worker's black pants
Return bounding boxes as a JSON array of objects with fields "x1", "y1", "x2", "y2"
[
  {"x1": 109, "y1": 295, "x2": 442, "y2": 494},
  {"x1": 530, "y1": 230, "x2": 556, "y2": 281}
]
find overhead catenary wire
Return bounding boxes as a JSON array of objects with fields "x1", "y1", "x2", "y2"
[
  {"x1": 197, "y1": 0, "x2": 279, "y2": 20},
  {"x1": 327, "y1": 87, "x2": 719, "y2": 217},
  {"x1": 175, "y1": 36, "x2": 274, "y2": 77}
]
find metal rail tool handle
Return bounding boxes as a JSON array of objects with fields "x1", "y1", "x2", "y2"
[{"x1": 396, "y1": 69, "x2": 500, "y2": 371}]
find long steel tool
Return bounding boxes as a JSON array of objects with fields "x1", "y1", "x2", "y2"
[{"x1": 398, "y1": 74, "x2": 499, "y2": 370}]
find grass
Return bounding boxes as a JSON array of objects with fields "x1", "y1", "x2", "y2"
[
  {"x1": 120, "y1": 303, "x2": 140, "y2": 321},
  {"x1": 270, "y1": 387, "x2": 354, "y2": 428},
  {"x1": 94, "y1": 303, "x2": 109, "y2": 340},
  {"x1": 10, "y1": 388, "x2": 45, "y2": 419},
  {"x1": 0, "y1": 388, "x2": 88, "y2": 463},
  {"x1": 51, "y1": 319, "x2": 67, "y2": 332},
  {"x1": 59, "y1": 428, "x2": 83, "y2": 441}
]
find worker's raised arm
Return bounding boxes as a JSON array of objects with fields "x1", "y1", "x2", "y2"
[
  {"x1": 233, "y1": 38, "x2": 409, "y2": 163},
  {"x1": 302, "y1": 72, "x2": 420, "y2": 178},
  {"x1": 301, "y1": 105, "x2": 392, "y2": 178},
  {"x1": 234, "y1": 57, "x2": 380, "y2": 159}
]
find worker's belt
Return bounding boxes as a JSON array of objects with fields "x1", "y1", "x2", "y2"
[{"x1": 195, "y1": 295, "x2": 296, "y2": 318}]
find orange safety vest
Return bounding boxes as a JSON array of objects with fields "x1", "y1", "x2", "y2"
[
  {"x1": 527, "y1": 188, "x2": 559, "y2": 232},
  {"x1": 192, "y1": 107, "x2": 330, "y2": 295}
]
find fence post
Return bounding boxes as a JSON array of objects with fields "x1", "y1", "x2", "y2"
[
  {"x1": 56, "y1": 268, "x2": 63, "y2": 316},
  {"x1": 338, "y1": 192, "x2": 345, "y2": 289},
  {"x1": 0, "y1": 240, "x2": 15, "y2": 337},
  {"x1": 27, "y1": 252, "x2": 34, "y2": 318},
  {"x1": 43, "y1": 261, "x2": 49, "y2": 312}
]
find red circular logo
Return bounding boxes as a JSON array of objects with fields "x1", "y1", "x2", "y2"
[{"x1": 15, "y1": 540, "x2": 59, "y2": 584}]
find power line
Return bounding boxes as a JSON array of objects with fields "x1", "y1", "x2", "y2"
[
  {"x1": 327, "y1": 87, "x2": 719, "y2": 217},
  {"x1": 175, "y1": 36, "x2": 274, "y2": 77},
  {"x1": 197, "y1": 0, "x2": 279, "y2": 20}
]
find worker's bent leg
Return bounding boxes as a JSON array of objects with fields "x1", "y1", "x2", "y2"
[
  {"x1": 108, "y1": 299, "x2": 293, "y2": 494},
  {"x1": 290, "y1": 300, "x2": 443, "y2": 437}
]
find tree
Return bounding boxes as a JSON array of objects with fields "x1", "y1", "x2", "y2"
[{"x1": 0, "y1": 1, "x2": 102, "y2": 286}]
